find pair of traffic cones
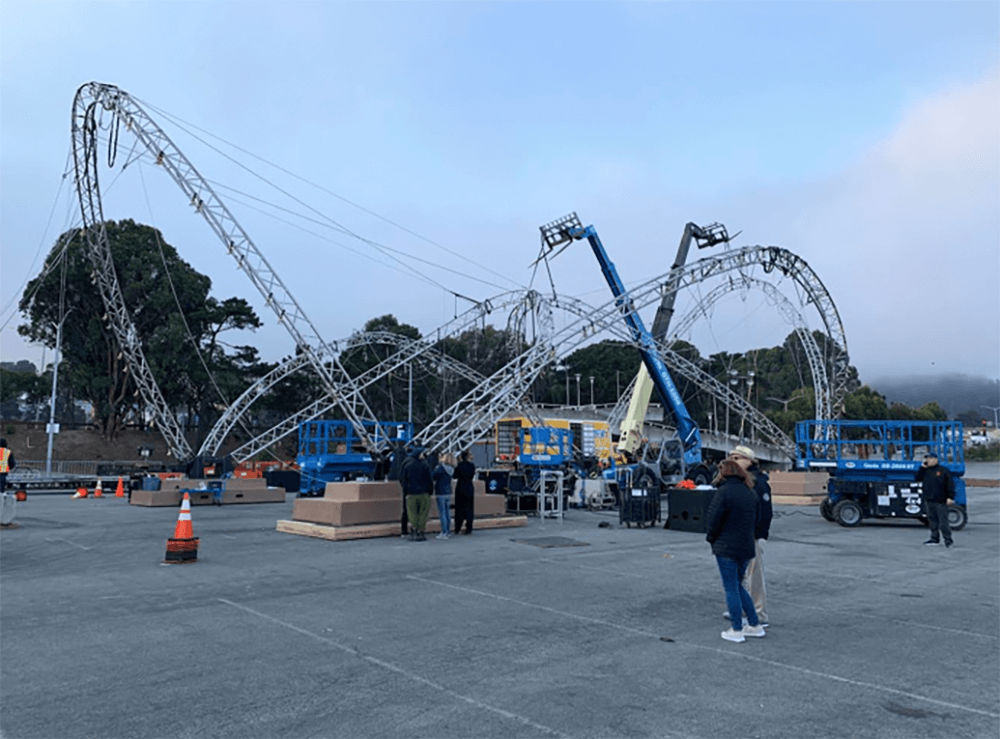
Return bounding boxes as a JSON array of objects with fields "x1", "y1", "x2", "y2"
[
  {"x1": 70, "y1": 478, "x2": 125, "y2": 499},
  {"x1": 164, "y1": 492, "x2": 198, "y2": 564}
]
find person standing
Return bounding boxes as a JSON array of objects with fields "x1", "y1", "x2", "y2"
[
  {"x1": 728, "y1": 445, "x2": 772, "y2": 628},
  {"x1": 917, "y1": 452, "x2": 956, "y2": 548},
  {"x1": 0, "y1": 438, "x2": 15, "y2": 495},
  {"x1": 403, "y1": 448, "x2": 432, "y2": 542},
  {"x1": 453, "y1": 450, "x2": 476, "y2": 535},
  {"x1": 706, "y1": 458, "x2": 765, "y2": 643},
  {"x1": 392, "y1": 443, "x2": 414, "y2": 538},
  {"x1": 432, "y1": 452, "x2": 454, "y2": 540}
]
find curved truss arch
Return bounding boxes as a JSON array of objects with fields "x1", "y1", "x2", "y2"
[
  {"x1": 220, "y1": 290, "x2": 548, "y2": 460},
  {"x1": 72, "y1": 82, "x2": 379, "y2": 460}
]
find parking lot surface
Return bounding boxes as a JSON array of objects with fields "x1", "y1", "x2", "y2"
[{"x1": 1, "y1": 478, "x2": 998, "y2": 739}]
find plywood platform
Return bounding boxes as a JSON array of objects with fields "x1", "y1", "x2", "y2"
[
  {"x1": 276, "y1": 514, "x2": 528, "y2": 541},
  {"x1": 771, "y1": 494, "x2": 826, "y2": 507}
]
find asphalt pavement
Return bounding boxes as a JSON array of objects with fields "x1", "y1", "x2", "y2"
[{"x1": 1, "y1": 481, "x2": 998, "y2": 739}]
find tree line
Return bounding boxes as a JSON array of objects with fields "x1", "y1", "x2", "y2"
[{"x1": 4, "y1": 219, "x2": 962, "y2": 450}]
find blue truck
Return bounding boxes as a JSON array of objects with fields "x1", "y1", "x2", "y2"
[
  {"x1": 297, "y1": 420, "x2": 413, "y2": 496},
  {"x1": 795, "y1": 419, "x2": 967, "y2": 530}
]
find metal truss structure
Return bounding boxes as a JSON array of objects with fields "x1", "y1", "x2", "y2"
[
  {"x1": 69, "y1": 83, "x2": 851, "y2": 464},
  {"x1": 218, "y1": 291, "x2": 550, "y2": 461},
  {"x1": 72, "y1": 82, "x2": 379, "y2": 460}
]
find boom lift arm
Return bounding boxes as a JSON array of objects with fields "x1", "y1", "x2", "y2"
[
  {"x1": 539, "y1": 213, "x2": 704, "y2": 468},
  {"x1": 619, "y1": 221, "x2": 731, "y2": 454}
]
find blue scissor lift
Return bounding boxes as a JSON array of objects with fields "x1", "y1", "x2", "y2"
[{"x1": 796, "y1": 419, "x2": 967, "y2": 529}]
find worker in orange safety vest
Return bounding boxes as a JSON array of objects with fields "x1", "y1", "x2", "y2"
[{"x1": 0, "y1": 438, "x2": 15, "y2": 495}]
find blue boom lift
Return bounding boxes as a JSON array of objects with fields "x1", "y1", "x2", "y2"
[
  {"x1": 297, "y1": 419, "x2": 413, "y2": 496},
  {"x1": 796, "y1": 419, "x2": 967, "y2": 529},
  {"x1": 539, "y1": 213, "x2": 713, "y2": 492}
]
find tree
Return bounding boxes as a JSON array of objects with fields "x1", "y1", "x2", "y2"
[{"x1": 18, "y1": 220, "x2": 263, "y2": 441}]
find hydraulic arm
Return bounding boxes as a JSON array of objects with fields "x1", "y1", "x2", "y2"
[
  {"x1": 619, "y1": 221, "x2": 730, "y2": 454},
  {"x1": 539, "y1": 213, "x2": 703, "y2": 467}
]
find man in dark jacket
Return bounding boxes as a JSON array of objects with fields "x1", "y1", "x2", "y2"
[
  {"x1": 730, "y1": 445, "x2": 772, "y2": 627},
  {"x1": 402, "y1": 448, "x2": 433, "y2": 541},
  {"x1": 916, "y1": 452, "x2": 956, "y2": 548},
  {"x1": 452, "y1": 450, "x2": 476, "y2": 535},
  {"x1": 706, "y1": 458, "x2": 764, "y2": 643},
  {"x1": 392, "y1": 443, "x2": 414, "y2": 537}
]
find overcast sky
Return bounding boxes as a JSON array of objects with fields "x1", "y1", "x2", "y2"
[{"x1": 1, "y1": 1, "x2": 998, "y2": 388}]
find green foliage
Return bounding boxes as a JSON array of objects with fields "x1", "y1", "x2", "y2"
[
  {"x1": 966, "y1": 443, "x2": 1000, "y2": 462},
  {"x1": 17, "y1": 220, "x2": 264, "y2": 440}
]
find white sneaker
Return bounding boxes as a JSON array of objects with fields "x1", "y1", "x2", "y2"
[
  {"x1": 435, "y1": 533, "x2": 448, "y2": 540},
  {"x1": 743, "y1": 624, "x2": 766, "y2": 638},
  {"x1": 721, "y1": 628, "x2": 745, "y2": 643}
]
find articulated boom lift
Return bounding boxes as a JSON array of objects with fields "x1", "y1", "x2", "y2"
[
  {"x1": 539, "y1": 213, "x2": 713, "y2": 485},
  {"x1": 619, "y1": 221, "x2": 731, "y2": 456}
]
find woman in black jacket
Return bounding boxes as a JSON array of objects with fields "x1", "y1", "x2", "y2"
[{"x1": 705, "y1": 459, "x2": 765, "y2": 643}]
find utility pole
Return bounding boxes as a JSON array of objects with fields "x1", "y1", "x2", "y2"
[
  {"x1": 589, "y1": 376, "x2": 594, "y2": 406},
  {"x1": 983, "y1": 405, "x2": 1000, "y2": 429},
  {"x1": 45, "y1": 312, "x2": 71, "y2": 476},
  {"x1": 575, "y1": 373, "x2": 581, "y2": 408}
]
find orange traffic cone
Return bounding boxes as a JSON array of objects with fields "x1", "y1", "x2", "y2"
[
  {"x1": 93, "y1": 479, "x2": 104, "y2": 498},
  {"x1": 164, "y1": 492, "x2": 198, "y2": 564},
  {"x1": 72, "y1": 487, "x2": 88, "y2": 499},
  {"x1": 114, "y1": 477, "x2": 125, "y2": 498}
]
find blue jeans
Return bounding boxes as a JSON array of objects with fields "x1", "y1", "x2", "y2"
[
  {"x1": 436, "y1": 495, "x2": 451, "y2": 536},
  {"x1": 716, "y1": 556, "x2": 759, "y2": 631}
]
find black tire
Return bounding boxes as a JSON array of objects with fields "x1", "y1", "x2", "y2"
[
  {"x1": 947, "y1": 504, "x2": 968, "y2": 531},
  {"x1": 819, "y1": 498, "x2": 835, "y2": 522},
  {"x1": 832, "y1": 499, "x2": 863, "y2": 527},
  {"x1": 689, "y1": 465, "x2": 711, "y2": 487}
]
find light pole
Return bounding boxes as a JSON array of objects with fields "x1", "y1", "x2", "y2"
[
  {"x1": 555, "y1": 364, "x2": 570, "y2": 406},
  {"x1": 983, "y1": 405, "x2": 1000, "y2": 429},
  {"x1": 45, "y1": 310, "x2": 72, "y2": 476},
  {"x1": 575, "y1": 373, "x2": 581, "y2": 408},
  {"x1": 589, "y1": 376, "x2": 594, "y2": 406},
  {"x1": 729, "y1": 370, "x2": 755, "y2": 441}
]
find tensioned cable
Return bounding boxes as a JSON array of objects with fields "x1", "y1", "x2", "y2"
[
  {"x1": 138, "y1": 164, "x2": 292, "y2": 464},
  {"x1": 138, "y1": 162, "x2": 252, "y2": 435},
  {"x1": 0, "y1": 150, "x2": 74, "y2": 321},
  {"x1": 210, "y1": 179, "x2": 514, "y2": 292},
  {"x1": 130, "y1": 100, "x2": 498, "y2": 300},
  {"x1": 136, "y1": 97, "x2": 526, "y2": 291}
]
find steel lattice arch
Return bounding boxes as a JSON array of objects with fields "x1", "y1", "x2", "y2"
[{"x1": 70, "y1": 81, "x2": 851, "y2": 462}]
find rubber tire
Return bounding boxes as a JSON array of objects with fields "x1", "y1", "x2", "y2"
[
  {"x1": 947, "y1": 504, "x2": 968, "y2": 531},
  {"x1": 832, "y1": 499, "x2": 863, "y2": 527},
  {"x1": 819, "y1": 498, "x2": 835, "y2": 522},
  {"x1": 689, "y1": 466, "x2": 711, "y2": 487}
]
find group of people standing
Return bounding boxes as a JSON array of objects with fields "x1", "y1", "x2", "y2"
[{"x1": 396, "y1": 446, "x2": 476, "y2": 542}]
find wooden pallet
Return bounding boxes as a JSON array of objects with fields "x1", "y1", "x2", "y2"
[
  {"x1": 771, "y1": 494, "x2": 826, "y2": 507},
  {"x1": 276, "y1": 514, "x2": 528, "y2": 542}
]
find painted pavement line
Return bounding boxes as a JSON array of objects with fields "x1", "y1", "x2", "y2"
[
  {"x1": 527, "y1": 557, "x2": 998, "y2": 640},
  {"x1": 216, "y1": 598, "x2": 569, "y2": 739},
  {"x1": 43, "y1": 537, "x2": 92, "y2": 551},
  {"x1": 407, "y1": 575, "x2": 1000, "y2": 720},
  {"x1": 778, "y1": 598, "x2": 1000, "y2": 640}
]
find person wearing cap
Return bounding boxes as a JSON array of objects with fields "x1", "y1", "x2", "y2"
[
  {"x1": 727, "y1": 445, "x2": 772, "y2": 628},
  {"x1": 916, "y1": 452, "x2": 955, "y2": 548},
  {"x1": 706, "y1": 458, "x2": 764, "y2": 643}
]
